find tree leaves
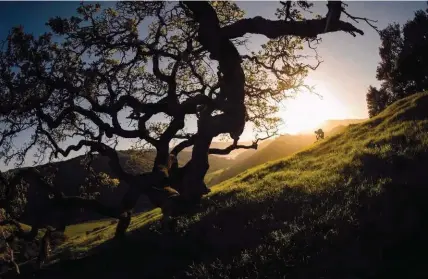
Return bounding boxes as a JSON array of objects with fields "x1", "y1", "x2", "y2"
[{"x1": 367, "y1": 4, "x2": 428, "y2": 117}]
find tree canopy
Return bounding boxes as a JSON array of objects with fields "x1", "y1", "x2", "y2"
[
  {"x1": 366, "y1": 4, "x2": 428, "y2": 117},
  {"x1": 0, "y1": 1, "x2": 375, "y2": 240}
]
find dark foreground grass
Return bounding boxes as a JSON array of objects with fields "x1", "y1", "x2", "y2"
[{"x1": 8, "y1": 92, "x2": 428, "y2": 279}]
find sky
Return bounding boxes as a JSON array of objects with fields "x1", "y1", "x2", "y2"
[
  {"x1": 0, "y1": 1, "x2": 426, "y2": 170},
  {"x1": 236, "y1": 1, "x2": 426, "y2": 135}
]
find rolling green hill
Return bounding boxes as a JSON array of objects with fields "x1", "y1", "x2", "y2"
[{"x1": 7, "y1": 92, "x2": 428, "y2": 279}]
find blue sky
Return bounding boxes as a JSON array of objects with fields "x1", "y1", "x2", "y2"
[{"x1": 0, "y1": 1, "x2": 426, "y2": 170}]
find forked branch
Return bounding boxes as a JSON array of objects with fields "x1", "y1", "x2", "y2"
[{"x1": 208, "y1": 134, "x2": 274, "y2": 155}]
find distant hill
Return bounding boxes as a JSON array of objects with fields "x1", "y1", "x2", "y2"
[
  {"x1": 316, "y1": 118, "x2": 367, "y2": 133},
  {"x1": 231, "y1": 138, "x2": 275, "y2": 162},
  {"x1": 8, "y1": 150, "x2": 234, "y2": 226}
]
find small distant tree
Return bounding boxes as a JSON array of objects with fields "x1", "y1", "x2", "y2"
[
  {"x1": 0, "y1": 1, "x2": 376, "y2": 238},
  {"x1": 367, "y1": 3, "x2": 428, "y2": 117},
  {"x1": 315, "y1": 129, "x2": 324, "y2": 141}
]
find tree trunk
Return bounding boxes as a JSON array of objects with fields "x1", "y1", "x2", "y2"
[
  {"x1": 153, "y1": 145, "x2": 170, "y2": 172},
  {"x1": 113, "y1": 176, "x2": 141, "y2": 238},
  {"x1": 113, "y1": 145, "x2": 175, "y2": 238},
  {"x1": 180, "y1": 2, "x2": 247, "y2": 206},
  {"x1": 113, "y1": 170, "x2": 170, "y2": 238},
  {"x1": 181, "y1": 135, "x2": 212, "y2": 203},
  {"x1": 114, "y1": 211, "x2": 131, "y2": 239}
]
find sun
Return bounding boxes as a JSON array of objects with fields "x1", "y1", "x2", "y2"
[{"x1": 279, "y1": 81, "x2": 349, "y2": 135}]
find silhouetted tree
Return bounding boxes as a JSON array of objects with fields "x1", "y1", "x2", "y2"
[
  {"x1": 0, "y1": 1, "x2": 375, "y2": 238},
  {"x1": 366, "y1": 85, "x2": 390, "y2": 117},
  {"x1": 315, "y1": 129, "x2": 325, "y2": 141},
  {"x1": 367, "y1": 4, "x2": 428, "y2": 117}
]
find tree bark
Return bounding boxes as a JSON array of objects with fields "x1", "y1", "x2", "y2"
[
  {"x1": 153, "y1": 145, "x2": 170, "y2": 172},
  {"x1": 181, "y1": 135, "x2": 212, "y2": 203},
  {"x1": 113, "y1": 174, "x2": 144, "y2": 238}
]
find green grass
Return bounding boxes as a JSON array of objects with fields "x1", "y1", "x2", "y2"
[
  {"x1": 204, "y1": 168, "x2": 224, "y2": 185},
  {"x1": 17, "y1": 92, "x2": 428, "y2": 279},
  {"x1": 208, "y1": 134, "x2": 315, "y2": 186},
  {"x1": 64, "y1": 219, "x2": 114, "y2": 238},
  {"x1": 54, "y1": 209, "x2": 162, "y2": 258}
]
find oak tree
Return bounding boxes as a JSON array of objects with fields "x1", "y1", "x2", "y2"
[{"x1": 0, "y1": 1, "x2": 374, "y2": 238}]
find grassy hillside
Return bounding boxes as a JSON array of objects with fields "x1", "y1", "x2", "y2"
[
  {"x1": 204, "y1": 138, "x2": 274, "y2": 185},
  {"x1": 8, "y1": 92, "x2": 428, "y2": 278},
  {"x1": 208, "y1": 126, "x2": 349, "y2": 187},
  {"x1": 208, "y1": 134, "x2": 315, "y2": 186}
]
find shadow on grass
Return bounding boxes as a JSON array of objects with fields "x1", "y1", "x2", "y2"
[{"x1": 9, "y1": 152, "x2": 428, "y2": 279}]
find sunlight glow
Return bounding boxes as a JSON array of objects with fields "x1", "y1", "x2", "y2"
[{"x1": 279, "y1": 80, "x2": 350, "y2": 135}]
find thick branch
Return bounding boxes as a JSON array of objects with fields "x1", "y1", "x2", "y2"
[
  {"x1": 221, "y1": 9, "x2": 364, "y2": 40},
  {"x1": 180, "y1": 94, "x2": 213, "y2": 114},
  {"x1": 40, "y1": 131, "x2": 134, "y2": 185},
  {"x1": 160, "y1": 117, "x2": 185, "y2": 143},
  {"x1": 208, "y1": 134, "x2": 273, "y2": 155},
  {"x1": 113, "y1": 96, "x2": 168, "y2": 115},
  {"x1": 209, "y1": 141, "x2": 257, "y2": 155},
  {"x1": 171, "y1": 136, "x2": 196, "y2": 156},
  {"x1": 36, "y1": 107, "x2": 74, "y2": 129}
]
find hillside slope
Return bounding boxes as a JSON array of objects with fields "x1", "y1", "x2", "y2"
[
  {"x1": 11, "y1": 92, "x2": 428, "y2": 279},
  {"x1": 208, "y1": 126, "x2": 350, "y2": 186},
  {"x1": 208, "y1": 134, "x2": 315, "y2": 186}
]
